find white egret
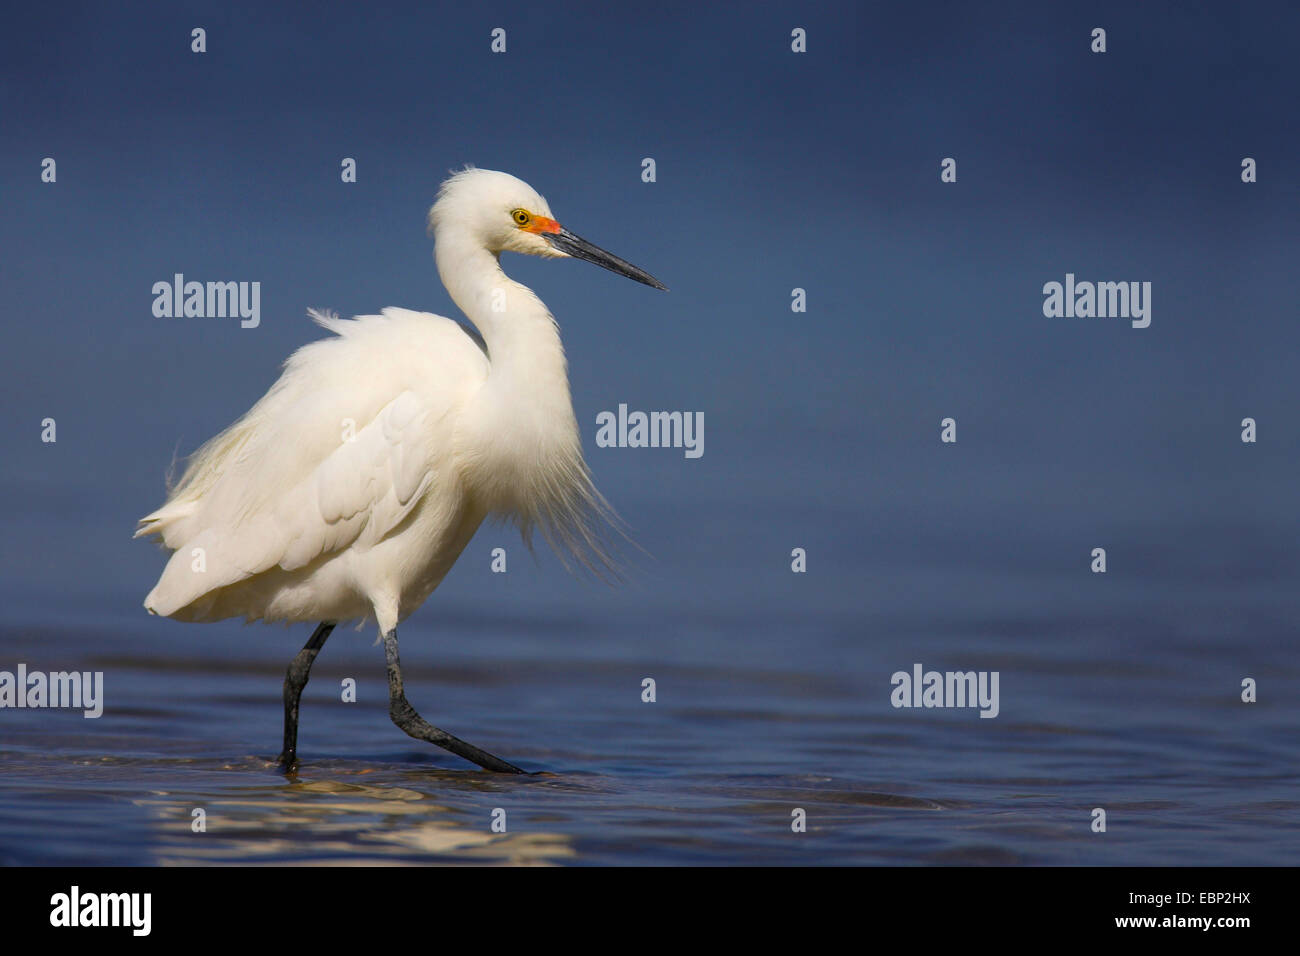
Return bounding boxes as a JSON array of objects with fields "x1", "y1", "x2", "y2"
[{"x1": 135, "y1": 168, "x2": 666, "y2": 773}]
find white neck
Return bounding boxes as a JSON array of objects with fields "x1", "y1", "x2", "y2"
[
  {"x1": 432, "y1": 226, "x2": 615, "y2": 576},
  {"x1": 434, "y1": 228, "x2": 584, "y2": 512},
  {"x1": 436, "y1": 230, "x2": 569, "y2": 388}
]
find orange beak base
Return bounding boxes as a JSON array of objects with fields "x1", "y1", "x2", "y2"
[{"x1": 522, "y1": 216, "x2": 563, "y2": 235}]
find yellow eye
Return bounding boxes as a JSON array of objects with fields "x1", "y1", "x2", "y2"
[{"x1": 512, "y1": 209, "x2": 531, "y2": 226}]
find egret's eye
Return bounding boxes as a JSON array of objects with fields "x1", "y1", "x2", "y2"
[{"x1": 512, "y1": 209, "x2": 531, "y2": 226}]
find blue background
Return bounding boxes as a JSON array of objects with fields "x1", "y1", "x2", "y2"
[{"x1": 0, "y1": 1, "x2": 1297, "y2": 865}]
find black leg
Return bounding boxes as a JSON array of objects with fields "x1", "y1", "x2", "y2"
[
  {"x1": 382, "y1": 629, "x2": 524, "y2": 774},
  {"x1": 277, "y1": 621, "x2": 335, "y2": 772}
]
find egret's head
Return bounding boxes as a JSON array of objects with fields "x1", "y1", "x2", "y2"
[{"x1": 429, "y1": 167, "x2": 667, "y2": 290}]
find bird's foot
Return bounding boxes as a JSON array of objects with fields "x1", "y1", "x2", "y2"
[{"x1": 390, "y1": 697, "x2": 525, "y2": 774}]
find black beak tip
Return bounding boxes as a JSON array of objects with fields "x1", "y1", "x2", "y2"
[{"x1": 547, "y1": 228, "x2": 668, "y2": 293}]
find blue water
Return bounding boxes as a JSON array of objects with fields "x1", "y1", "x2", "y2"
[
  {"x1": 2, "y1": 0, "x2": 1299, "y2": 866},
  {"x1": 1, "y1": 480, "x2": 1296, "y2": 865}
]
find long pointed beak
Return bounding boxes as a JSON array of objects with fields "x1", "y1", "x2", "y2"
[{"x1": 543, "y1": 228, "x2": 668, "y2": 291}]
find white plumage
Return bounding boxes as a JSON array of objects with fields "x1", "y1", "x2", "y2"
[{"x1": 137, "y1": 168, "x2": 663, "y2": 637}]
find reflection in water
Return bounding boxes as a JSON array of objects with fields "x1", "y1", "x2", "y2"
[
  {"x1": 140, "y1": 775, "x2": 575, "y2": 866},
  {"x1": 1, "y1": 604, "x2": 1297, "y2": 866}
]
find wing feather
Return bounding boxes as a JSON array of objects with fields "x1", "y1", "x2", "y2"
[{"x1": 137, "y1": 308, "x2": 486, "y2": 620}]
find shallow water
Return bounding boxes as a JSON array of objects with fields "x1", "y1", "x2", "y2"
[
  {"x1": 2, "y1": 558, "x2": 1297, "y2": 865},
  {"x1": 3, "y1": 0, "x2": 1299, "y2": 869}
]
